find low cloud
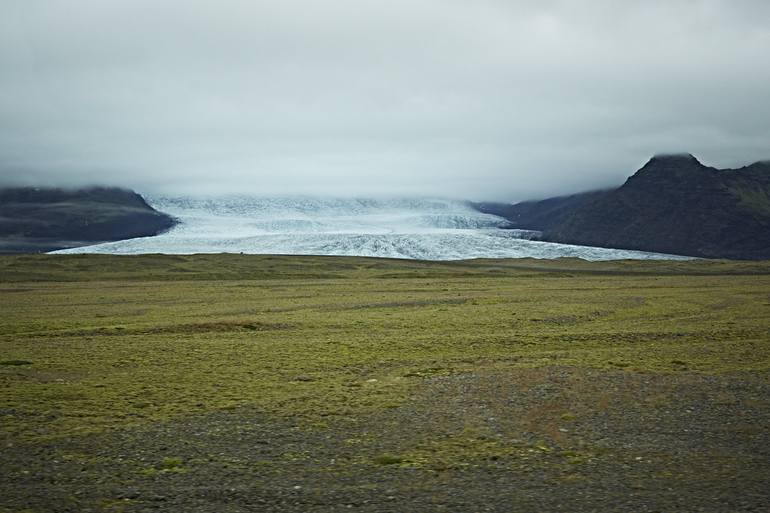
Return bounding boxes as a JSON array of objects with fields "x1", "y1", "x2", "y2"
[{"x1": 1, "y1": 0, "x2": 769, "y2": 201}]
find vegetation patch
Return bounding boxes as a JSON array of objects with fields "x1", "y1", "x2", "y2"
[
  {"x1": 1, "y1": 254, "x2": 769, "y2": 442},
  {"x1": 372, "y1": 454, "x2": 408, "y2": 465}
]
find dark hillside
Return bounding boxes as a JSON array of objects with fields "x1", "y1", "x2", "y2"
[
  {"x1": 544, "y1": 155, "x2": 770, "y2": 259},
  {"x1": 0, "y1": 186, "x2": 176, "y2": 253},
  {"x1": 473, "y1": 189, "x2": 611, "y2": 232},
  {"x1": 479, "y1": 155, "x2": 770, "y2": 259}
]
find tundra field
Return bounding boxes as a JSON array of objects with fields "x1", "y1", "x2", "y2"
[{"x1": 1, "y1": 254, "x2": 769, "y2": 512}]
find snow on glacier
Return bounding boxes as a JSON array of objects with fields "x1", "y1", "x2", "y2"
[{"x1": 53, "y1": 196, "x2": 691, "y2": 261}]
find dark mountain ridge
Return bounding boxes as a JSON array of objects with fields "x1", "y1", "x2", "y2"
[
  {"x1": 476, "y1": 155, "x2": 770, "y2": 260},
  {"x1": 0, "y1": 186, "x2": 177, "y2": 253}
]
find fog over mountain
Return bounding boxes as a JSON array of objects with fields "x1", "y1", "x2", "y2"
[{"x1": 1, "y1": 0, "x2": 769, "y2": 201}]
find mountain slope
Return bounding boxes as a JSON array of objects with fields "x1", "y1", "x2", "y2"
[
  {"x1": 482, "y1": 155, "x2": 770, "y2": 260},
  {"x1": 0, "y1": 187, "x2": 177, "y2": 253},
  {"x1": 472, "y1": 189, "x2": 611, "y2": 232}
]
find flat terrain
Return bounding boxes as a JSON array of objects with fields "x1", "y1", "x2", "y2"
[{"x1": 1, "y1": 254, "x2": 769, "y2": 512}]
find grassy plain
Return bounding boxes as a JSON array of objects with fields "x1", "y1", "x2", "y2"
[{"x1": 1, "y1": 254, "x2": 769, "y2": 512}]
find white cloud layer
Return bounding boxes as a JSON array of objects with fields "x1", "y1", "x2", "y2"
[{"x1": 1, "y1": 0, "x2": 769, "y2": 200}]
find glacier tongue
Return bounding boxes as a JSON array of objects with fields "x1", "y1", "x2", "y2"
[{"x1": 53, "y1": 196, "x2": 690, "y2": 261}]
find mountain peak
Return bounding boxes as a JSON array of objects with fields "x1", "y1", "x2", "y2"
[
  {"x1": 626, "y1": 154, "x2": 710, "y2": 186},
  {"x1": 645, "y1": 153, "x2": 702, "y2": 166}
]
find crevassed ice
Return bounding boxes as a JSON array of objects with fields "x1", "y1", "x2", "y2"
[{"x1": 53, "y1": 196, "x2": 692, "y2": 261}]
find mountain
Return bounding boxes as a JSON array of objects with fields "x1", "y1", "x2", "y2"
[
  {"x1": 478, "y1": 154, "x2": 770, "y2": 260},
  {"x1": 0, "y1": 186, "x2": 177, "y2": 253}
]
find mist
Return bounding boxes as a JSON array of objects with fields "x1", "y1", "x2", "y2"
[{"x1": 1, "y1": 0, "x2": 769, "y2": 201}]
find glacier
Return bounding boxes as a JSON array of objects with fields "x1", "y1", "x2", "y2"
[{"x1": 53, "y1": 196, "x2": 691, "y2": 261}]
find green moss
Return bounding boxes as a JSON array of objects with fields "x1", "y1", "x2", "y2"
[
  {"x1": 1, "y1": 254, "x2": 769, "y2": 443},
  {"x1": 140, "y1": 457, "x2": 187, "y2": 476},
  {"x1": 373, "y1": 454, "x2": 407, "y2": 465},
  {"x1": 559, "y1": 449, "x2": 593, "y2": 465},
  {"x1": 160, "y1": 457, "x2": 183, "y2": 469}
]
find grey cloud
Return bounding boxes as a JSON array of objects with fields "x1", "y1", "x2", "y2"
[{"x1": 1, "y1": 0, "x2": 769, "y2": 201}]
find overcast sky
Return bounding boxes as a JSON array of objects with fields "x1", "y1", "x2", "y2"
[{"x1": 1, "y1": 0, "x2": 769, "y2": 201}]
